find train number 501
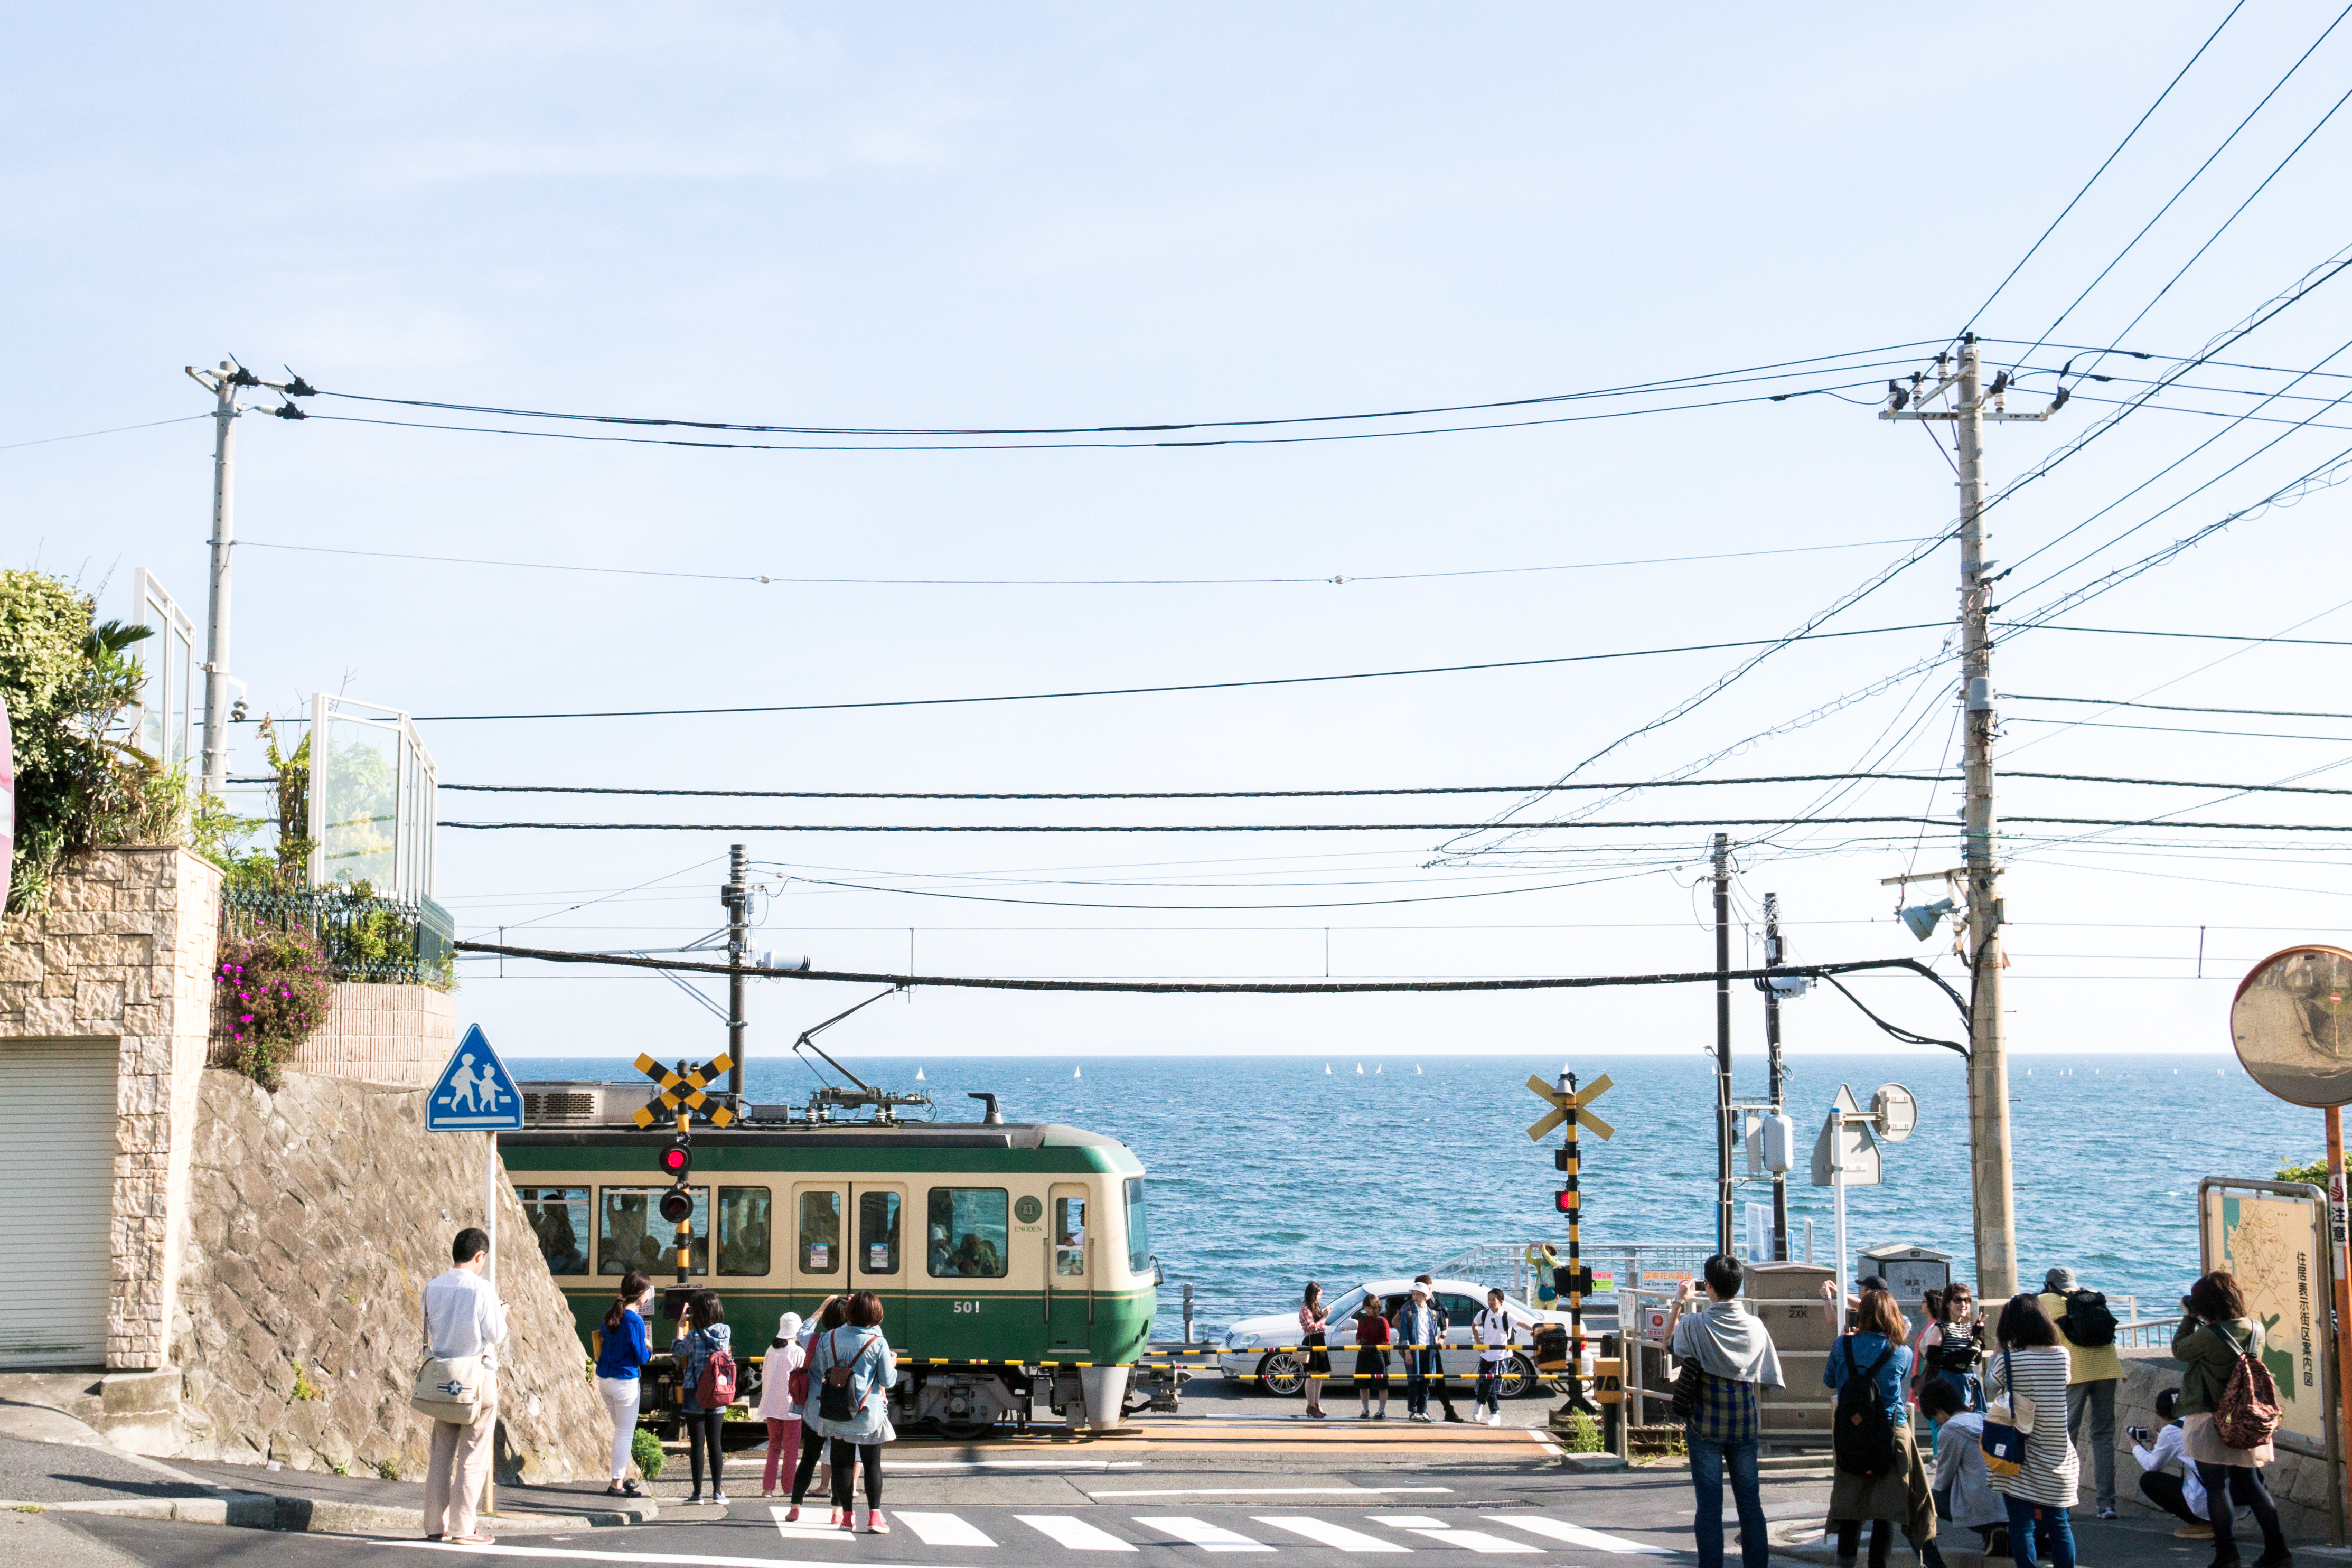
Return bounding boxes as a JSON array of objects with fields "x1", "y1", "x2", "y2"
[{"x1": 951, "y1": 1300, "x2": 982, "y2": 1314}]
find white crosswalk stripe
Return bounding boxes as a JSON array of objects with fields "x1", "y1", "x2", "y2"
[
  {"x1": 1131, "y1": 1515, "x2": 1275, "y2": 1552},
  {"x1": 769, "y1": 1503, "x2": 860, "y2": 1543},
  {"x1": 892, "y1": 1511, "x2": 997, "y2": 1546},
  {"x1": 1016, "y1": 1514, "x2": 1140, "y2": 1551},
  {"x1": 1249, "y1": 1516, "x2": 1410, "y2": 1552},
  {"x1": 1489, "y1": 1514, "x2": 1673, "y2": 1553},
  {"x1": 1363, "y1": 1515, "x2": 1537, "y2": 1555}
]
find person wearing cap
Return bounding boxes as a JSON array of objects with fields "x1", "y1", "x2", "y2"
[
  {"x1": 1392, "y1": 1284, "x2": 1445, "y2": 1424},
  {"x1": 2038, "y1": 1265, "x2": 2125, "y2": 1520}
]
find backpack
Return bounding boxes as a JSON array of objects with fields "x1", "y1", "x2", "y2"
[
  {"x1": 2059, "y1": 1290, "x2": 2119, "y2": 1349},
  {"x1": 787, "y1": 1363, "x2": 811, "y2": 1406},
  {"x1": 694, "y1": 1340, "x2": 737, "y2": 1411},
  {"x1": 1832, "y1": 1340, "x2": 1899, "y2": 1479},
  {"x1": 819, "y1": 1330, "x2": 878, "y2": 1424},
  {"x1": 2213, "y1": 1325, "x2": 2283, "y2": 1451}
]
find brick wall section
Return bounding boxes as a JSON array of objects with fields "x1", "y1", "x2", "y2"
[
  {"x1": 0, "y1": 847, "x2": 221, "y2": 1370},
  {"x1": 211, "y1": 981, "x2": 451, "y2": 1089}
]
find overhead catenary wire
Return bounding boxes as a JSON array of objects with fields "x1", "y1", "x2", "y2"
[
  {"x1": 2009, "y1": 694, "x2": 2352, "y2": 721},
  {"x1": 430, "y1": 771, "x2": 1957, "y2": 800}
]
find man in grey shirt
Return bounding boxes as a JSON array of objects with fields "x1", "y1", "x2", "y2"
[{"x1": 1666, "y1": 1255, "x2": 1785, "y2": 1568}]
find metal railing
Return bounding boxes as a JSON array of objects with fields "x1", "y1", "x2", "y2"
[
  {"x1": 221, "y1": 885, "x2": 455, "y2": 985},
  {"x1": 1427, "y1": 1241, "x2": 1716, "y2": 1308}
]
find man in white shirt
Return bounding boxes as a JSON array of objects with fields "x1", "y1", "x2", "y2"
[
  {"x1": 2133, "y1": 1388, "x2": 2230, "y2": 1541},
  {"x1": 422, "y1": 1227, "x2": 508, "y2": 1544}
]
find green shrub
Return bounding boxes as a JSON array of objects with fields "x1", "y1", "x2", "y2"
[
  {"x1": 630, "y1": 1426, "x2": 664, "y2": 1481},
  {"x1": 2278, "y1": 1155, "x2": 2346, "y2": 1186},
  {"x1": 218, "y1": 928, "x2": 333, "y2": 1088}
]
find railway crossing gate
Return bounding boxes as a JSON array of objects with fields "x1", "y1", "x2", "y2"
[{"x1": 1525, "y1": 1069, "x2": 1619, "y2": 1424}]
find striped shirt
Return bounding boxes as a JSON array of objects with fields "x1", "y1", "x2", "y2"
[{"x1": 1986, "y1": 1346, "x2": 2078, "y2": 1507}]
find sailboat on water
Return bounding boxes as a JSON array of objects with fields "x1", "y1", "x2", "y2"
[
  {"x1": 915, "y1": 1067, "x2": 925, "y2": 1081},
  {"x1": 1073, "y1": 1066, "x2": 1082, "y2": 1079},
  {"x1": 1414, "y1": 1064, "x2": 1422, "y2": 1075},
  {"x1": 1324, "y1": 1064, "x2": 1332, "y2": 1075},
  {"x1": 1374, "y1": 1065, "x2": 1383, "y2": 1075},
  {"x1": 1355, "y1": 1064, "x2": 1363, "y2": 1075}
]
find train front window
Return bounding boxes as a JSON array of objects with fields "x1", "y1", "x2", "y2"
[
  {"x1": 518, "y1": 1187, "x2": 589, "y2": 1276},
  {"x1": 1123, "y1": 1176, "x2": 1149, "y2": 1273},
  {"x1": 717, "y1": 1187, "x2": 772, "y2": 1276},
  {"x1": 799, "y1": 1190, "x2": 841, "y2": 1274},
  {"x1": 599, "y1": 1187, "x2": 707, "y2": 1276},
  {"x1": 859, "y1": 1191, "x2": 902, "y2": 1275},
  {"x1": 1054, "y1": 1196, "x2": 1086, "y2": 1277},
  {"x1": 926, "y1": 1187, "x2": 1008, "y2": 1278}
]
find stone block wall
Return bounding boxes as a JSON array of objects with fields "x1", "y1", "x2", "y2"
[
  {"x1": 2118, "y1": 1347, "x2": 2341, "y2": 1541},
  {"x1": 165, "y1": 1067, "x2": 608, "y2": 1481},
  {"x1": 0, "y1": 846, "x2": 220, "y2": 1370},
  {"x1": 210, "y1": 980, "x2": 451, "y2": 1088}
]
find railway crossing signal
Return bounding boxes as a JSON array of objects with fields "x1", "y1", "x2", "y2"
[
  {"x1": 660, "y1": 1139, "x2": 691, "y2": 1180},
  {"x1": 1525, "y1": 1070, "x2": 1616, "y2": 1419},
  {"x1": 631, "y1": 1051, "x2": 736, "y2": 1128}
]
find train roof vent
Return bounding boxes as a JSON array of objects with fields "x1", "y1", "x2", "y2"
[{"x1": 519, "y1": 1082, "x2": 617, "y2": 1126}]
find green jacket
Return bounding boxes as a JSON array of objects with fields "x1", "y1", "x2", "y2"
[{"x1": 2171, "y1": 1316, "x2": 2262, "y2": 1416}]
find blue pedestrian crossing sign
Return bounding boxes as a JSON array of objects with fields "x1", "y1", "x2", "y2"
[{"x1": 427, "y1": 1025, "x2": 525, "y2": 1132}]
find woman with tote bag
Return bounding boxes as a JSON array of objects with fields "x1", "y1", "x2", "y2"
[{"x1": 1986, "y1": 1294, "x2": 2079, "y2": 1568}]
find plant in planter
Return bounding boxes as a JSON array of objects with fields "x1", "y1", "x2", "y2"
[{"x1": 215, "y1": 926, "x2": 332, "y2": 1088}]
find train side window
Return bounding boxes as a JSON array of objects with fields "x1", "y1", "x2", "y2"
[
  {"x1": 1054, "y1": 1196, "x2": 1085, "y2": 1276},
  {"x1": 517, "y1": 1186, "x2": 589, "y2": 1276},
  {"x1": 717, "y1": 1187, "x2": 772, "y2": 1276},
  {"x1": 926, "y1": 1187, "x2": 1008, "y2": 1279},
  {"x1": 858, "y1": 1191, "x2": 902, "y2": 1275},
  {"x1": 599, "y1": 1187, "x2": 707, "y2": 1276},
  {"x1": 799, "y1": 1190, "x2": 842, "y2": 1274},
  {"x1": 1123, "y1": 1177, "x2": 1149, "y2": 1273}
]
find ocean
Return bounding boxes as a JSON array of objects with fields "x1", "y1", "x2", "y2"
[{"x1": 508, "y1": 1050, "x2": 2320, "y2": 1336}]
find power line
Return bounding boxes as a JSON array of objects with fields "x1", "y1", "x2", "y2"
[
  {"x1": 0, "y1": 414, "x2": 210, "y2": 452},
  {"x1": 439, "y1": 815, "x2": 1955, "y2": 833},
  {"x1": 2007, "y1": 717, "x2": 2352, "y2": 743},
  {"x1": 2001, "y1": 621, "x2": 2352, "y2": 648},
  {"x1": 432, "y1": 771, "x2": 1954, "y2": 800},
  {"x1": 232, "y1": 533, "x2": 1937, "y2": 588},
  {"x1": 312, "y1": 341, "x2": 1944, "y2": 439},
  {"x1": 1958, "y1": 0, "x2": 2246, "y2": 335},
  {"x1": 2009, "y1": 694, "x2": 2352, "y2": 721},
  {"x1": 253, "y1": 620, "x2": 1948, "y2": 724}
]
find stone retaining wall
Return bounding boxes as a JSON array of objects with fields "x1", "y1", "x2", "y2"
[
  {"x1": 0, "y1": 846, "x2": 220, "y2": 1370},
  {"x1": 160, "y1": 1068, "x2": 608, "y2": 1481}
]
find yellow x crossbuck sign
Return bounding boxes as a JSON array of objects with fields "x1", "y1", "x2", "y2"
[
  {"x1": 632, "y1": 1051, "x2": 737, "y2": 1128},
  {"x1": 1524, "y1": 1072, "x2": 1616, "y2": 1142}
]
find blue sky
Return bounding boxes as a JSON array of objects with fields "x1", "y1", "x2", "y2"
[{"x1": 10, "y1": 4, "x2": 2352, "y2": 1062}]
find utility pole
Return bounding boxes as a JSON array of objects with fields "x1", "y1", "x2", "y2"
[
  {"x1": 723, "y1": 843, "x2": 749, "y2": 1101},
  {"x1": 1761, "y1": 891, "x2": 1789, "y2": 1262},
  {"x1": 1881, "y1": 332, "x2": 2060, "y2": 1301},
  {"x1": 183, "y1": 359, "x2": 312, "y2": 802},
  {"x1": 1711, "y1": 832, "x2": 1733, "y2": 1257}
]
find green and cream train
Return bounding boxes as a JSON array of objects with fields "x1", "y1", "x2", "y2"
[{"x1": 500, "y1": 1083, "x2": 1160, "y2": 1433}]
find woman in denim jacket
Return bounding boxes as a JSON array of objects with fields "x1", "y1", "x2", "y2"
[
  {"x1": 810, "y1": 1291, "x2": 898, "y2": 1534},
  {"x1": 674, "y1": 1291, "x2": 734, "y2": 1506}
]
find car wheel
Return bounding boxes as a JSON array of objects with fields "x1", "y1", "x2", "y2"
[
  {"x1": 1255, "y1": 1350, "x2": 1306, "y2": 1397},
  {"x1": 1497, "y1": 1353, "x2": 1540, "y2": 1400}
]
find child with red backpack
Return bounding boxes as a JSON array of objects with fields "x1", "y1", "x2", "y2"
[
  {"x1": 757, "y1": 1312, "x2": 805, "y2": 1500},
  {"x1": 676, "y1": 1290, "x2": 737, "y2": 1506}
]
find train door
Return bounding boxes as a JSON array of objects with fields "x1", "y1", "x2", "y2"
[
  {"x1": 850, "y1": 1184, "x2": 907, "y2": 1353},
  {"x1": 1046, "y1": 1182, "x2": 1092, "y2": 1353},
  {"x1": 790, "y1": 1182, "x2": 846, "y2": 1316}
]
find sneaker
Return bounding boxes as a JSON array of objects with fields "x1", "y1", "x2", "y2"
[
  {"x1": 1488, "y1": 1411, "x2": 1505, "y2": 1426},
  {"x1": 2097, "y1": 1507, "x2": 2119, "y2": 1520},
  {"x1": 867, "y1": 1510, "x2": 889, "y2": 1534},
  {"x1": 683, "y1": 1492, "x2": 703, "y2": 1506},
  {"x1": 784, "y1": 1505, "x2": 802, "y2": 1523},
  {"x1": 710, "y1": 1492, "x2": 729, "y2": 1506},
  {"x1": 828, "y1": 1508, "x2": 847, "y2": 1529}
]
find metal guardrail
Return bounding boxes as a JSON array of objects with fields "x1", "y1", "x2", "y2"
[
  {"x1": 1428, "y1": 1240, "x2": 1717, "y2": 1307},
  {"x1": 221, "y1": 886, "x2": 455, "y2": 985}
]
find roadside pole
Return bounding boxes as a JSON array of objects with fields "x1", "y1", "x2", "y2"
[
  {"x1": 483, "y1": 1132, "x2": 497, "y2": 1518},
  {"x1": 1880, "y1": 336, "x2": 2063, "y2": 1301},
  {"x1": 2330, "y1": 1106, "x2": 2352, "y2": 1543},
  {"x1": 1711, "y1": 834, "x2": 1733, "y2": 1256},
  {"x1": 724, "y1": 844, "x2": 748, "y2": 1102},
  {"x1": 190, "y1": 362, "x2": 246, "y2": 801},
  {"x1": 1763, "y1": 892, "x2": 1789, "y2": 1261}
]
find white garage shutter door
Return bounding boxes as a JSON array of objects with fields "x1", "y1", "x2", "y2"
[{"x1": 0, "y1": 1039, "x2": 117, "y2": 1367}]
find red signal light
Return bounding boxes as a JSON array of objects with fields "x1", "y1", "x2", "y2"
[
  {"x1": 661, "y1": 1143, "x2": 690, "y2": 1178},
  {"x1": 1555, "y1": 1189, "x2": 1577, "y2": 1213}
]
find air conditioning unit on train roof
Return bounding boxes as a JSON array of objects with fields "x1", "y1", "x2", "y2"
[{"x1": 518, "y1": 1082, "x2": 633, "y2": 1126}]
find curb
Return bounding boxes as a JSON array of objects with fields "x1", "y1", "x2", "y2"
[{"x1": 2, "y1": 1494, "x2": 657, "y2": 1535}]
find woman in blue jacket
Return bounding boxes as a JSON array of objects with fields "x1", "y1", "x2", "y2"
[
  {"x1": 594, "y1": 1271, "x2": 653, "y2": 1498},
  {"x1": 675, "y1": 1291, "x2": 734, "y2": 1506},
  {"x1": 1822, "y1": 1291, "x2": 1941, "y2": 1568},
  {"x1": 811, "y1": 1291, "x2": 898, "y2": 1533}
]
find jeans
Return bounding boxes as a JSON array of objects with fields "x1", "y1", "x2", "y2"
[
  {"x1": 1475, "y1": 1363, "x2": 1503, "y2": 1415},
  {"x1": 1688, "y1": 1435, "x2": 1769, "y2": 1568},
  {"x1": 829, "y1": 1439, "x2": 883, "y2": 1510},
  {"x1": 2196, "y1": 1462, "x2": 2287, "y2": 1560},
  {"x1": 2002, "y1": 1494, "x2": 2075, "y2": 1568},
  {"x1": 1403, "y1": 1348, "x2": 1440, "y2": 1416},
  {"x1": 2064, "y1": 1378, "x2": 2116, "y2": 1511},
  {"x1": 595, "y1": 1377, "x2": 640, "y2": 1481},
  {"x1": 681, "y1": 1409, "x2": 725, "y2": 1494}
]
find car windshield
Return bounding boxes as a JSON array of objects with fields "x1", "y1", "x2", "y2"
[{"x1": 1321, "y1": 1287, "x2": 1369, "y2": 1320}]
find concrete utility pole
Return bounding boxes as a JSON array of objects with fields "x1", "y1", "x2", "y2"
[
  {"x1": 1881, "y1": 333, "x2": 2060, "y2": 1301},
  {"x1": 1711, "y1": 832, "x2": 1733, "y2": 1256},
  {"x1": 183, "y1": 358, "x2": 311, "y2": 801},
  {"x1": 1762, "y1": 891, "x2": 1789, "y2": 1262},
  {"x1": 724, "y1": 843, "x2": 749, "y2": 1101}
]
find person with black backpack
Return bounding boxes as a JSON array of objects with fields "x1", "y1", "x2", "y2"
[
  {"x1": 1822, "y1": 1290, "x2": 1939, "y2": 1568},
  {"x1": 2174, "y1": 1270, "x2": 2291, "y2": 1568},
  {"x1": 2037, "y1": 1266, "x2": 2124, "y2": 1521}
]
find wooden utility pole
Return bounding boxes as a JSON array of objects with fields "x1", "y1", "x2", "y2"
[{"x1": 1712, "y1": 834, "x2": 1733, "y2": 1256}]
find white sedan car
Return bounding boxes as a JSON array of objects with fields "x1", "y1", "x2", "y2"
[{"x1": 1215, "y1": 1276, "x2": 1578, "y2": 1401}]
